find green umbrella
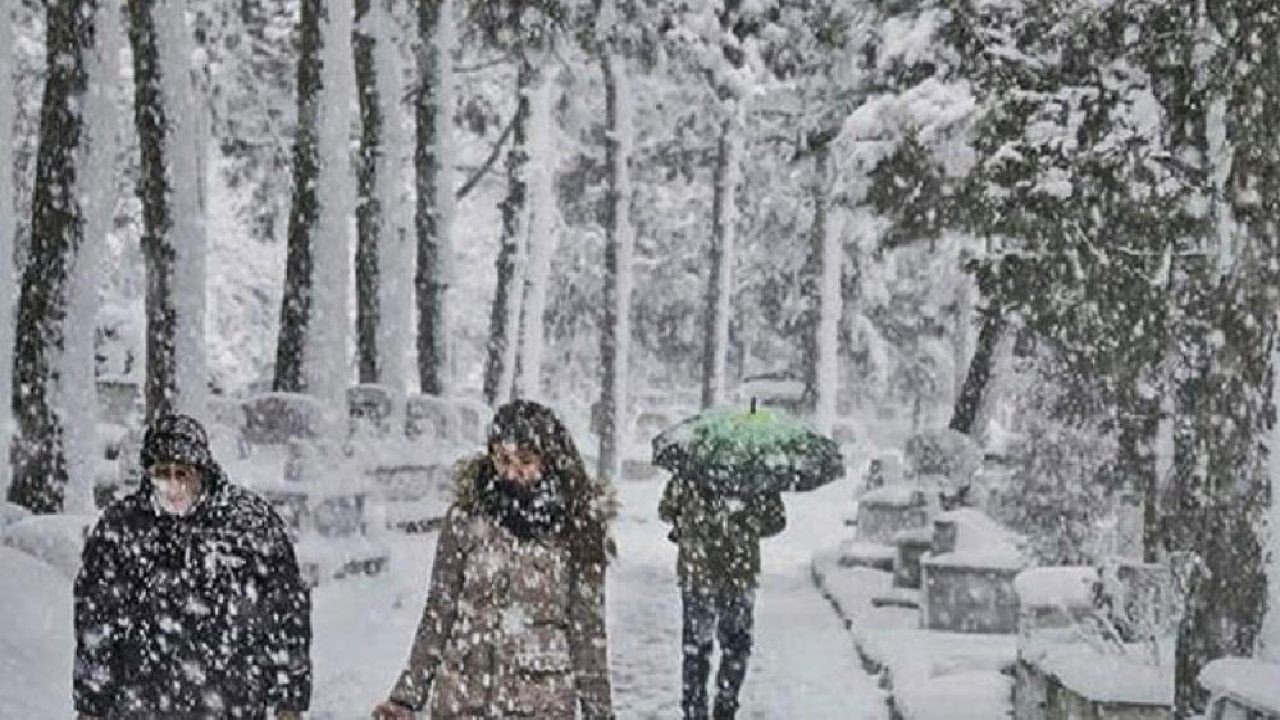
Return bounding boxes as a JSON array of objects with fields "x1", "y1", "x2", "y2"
[{"x1": 651, "y1": 403, "x2": 844, "y2": 495}]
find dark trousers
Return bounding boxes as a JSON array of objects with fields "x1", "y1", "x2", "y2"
[{"x1": 680, "y1": 586, "x2": 755, "y2": 720}]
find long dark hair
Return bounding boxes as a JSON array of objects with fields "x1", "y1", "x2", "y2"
[{"x1": 486, "y1": 400, "x2": 613, "y2": 566}]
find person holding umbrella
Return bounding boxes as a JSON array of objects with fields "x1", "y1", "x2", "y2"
[
  {"x1": 653, "y1": 401, "x2": 843, "y2": 720},
  {"x1": 659, "y1": 475, "x2": 785, "y2": 720}
]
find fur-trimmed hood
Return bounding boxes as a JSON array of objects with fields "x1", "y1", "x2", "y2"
[{"x1": 450, "y1": 453, "x2": 617, "y2": 561}]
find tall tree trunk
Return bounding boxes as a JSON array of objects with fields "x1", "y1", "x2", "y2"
[
  {"x1": 483, "y1": 59, "x2": 533, "y2": 407},
  {"x1": 948, "y1": 307, "x2": 1002, "y2": 435},
  {"x1": 129, "y1": 0, "x2": 176, "y2": 419},
  {"x1": 801, "y1": 137, "x2": 840, "y2": 430},
  {"x1": 414, "y1": 0, "x2": 455, "y2": 396},
  {"x1": 1164, "y1": 3, "x2": 1280, "y2": 706},
  {"x1": 130, "y1": 0, "x2": 207, "y2": 421},
  {"x1": 597, "y1": 50, "x2": 633, "y2": 483},
  {"x1": 814, "y1": 144, "x2": 841, "y2": 434},
  {"x1": 1263, "y1": 327, "x2": 1280, "y2": 663},
  {"x1": 515, "y1": 73, "x2": 557, "y2": 401},
  {"x1": 1114, "y1": 380, "x2": 1161, "y2": 561},
  {"x1": 700, "y1": 116, "x2": 737, "y2": 410},
  {"x1": 1167, "y1": 259, "x2": 1273, "y2": 712},
  {"x1": 274, "y1": 0, "x2": 324, "y2": 393},
  {"x1": 159, "y1": 0, "x2": 208, "y2": 419},
  {"x1": 374, "y1": 0, "x2": 412, "y2": 407},
  {"x1": 305, "y1": 0, "x2": 355, "y2": 420},
  {"x1": 0, "y1": 2, "x2": 15, "y2": 501},
  {"x1": 60, "y1": 0, "x2": 123, "y2": 513},
  {"x1": 353, "y1": 0, "x2": 381, "y2": 384},
  {"x1": 10, "y1": 0, "x2": 99, "y2": 512}
]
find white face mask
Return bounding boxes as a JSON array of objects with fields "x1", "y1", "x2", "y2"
[{"x1": 152, "y1": 474, "x2": 202, "y2": 516}]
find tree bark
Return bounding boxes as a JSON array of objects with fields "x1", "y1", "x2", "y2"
[
  {"x1": 515, "y1": 73, "x2": 557, "y2": 401},
  {"x1": 1114, "y1": 381, "x2": 1161, "y2": 562},
  {"x1": 700, "y1": 117, "x2": 736, "y2": 410},
  {"x1": 0, "y1": 3, "x2": 15, "y2": 501},
  {"x1": 9, "y1": 0, "x2": 99, "y2": 512},
  {"x1": 597, "y1": 50, "x2": 633, "y2": 483},
  {"x1": 948, "y1": 307, "x2": 1002, "y2": 435},
  {"x1": 274, "y1": 0, "x2": 324, "y2": 393},
  {"x1": 128, "y1": 0, "x2": 180, "y2": 420},
  {"x1": 414, "y1": 0, "x2": 455, "y2": 396},
  {"x1": 483, "y1": 59, "x2": 533, "y2": 407},
  {"x1": 800, "y1": 138, "x2": 833, "y2": 418},
  {"x1": 353, "y1": 0, "x2": 381, "y2": 384}
]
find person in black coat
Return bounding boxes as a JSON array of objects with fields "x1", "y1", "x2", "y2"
[{"x1": 73, "y1": 414, "x2": 312, "y2": 719}]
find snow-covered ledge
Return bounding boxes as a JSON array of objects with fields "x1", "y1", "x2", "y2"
[{"x1": 1013, "y1": 564, "x2": 1175, "y2": 719}]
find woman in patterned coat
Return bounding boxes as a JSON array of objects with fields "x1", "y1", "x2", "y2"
[{"x1": 372, "y1": 400, "x2": 615, "y2": 719}]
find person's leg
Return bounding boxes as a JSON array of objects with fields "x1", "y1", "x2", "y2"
[
  {"x1": 681, "y1": 587, "x2": 717, "y2": 720},
  {"x1": 712, "y1": 588, "x2": 756, "y2": 720}
]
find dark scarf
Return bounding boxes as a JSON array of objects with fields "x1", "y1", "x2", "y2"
[{"x1": 478, "y1": 462, "x2": 567, "y2": 541}]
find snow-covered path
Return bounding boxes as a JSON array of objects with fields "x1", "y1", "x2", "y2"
[{"x1": 309, "y1": 476, "x2": 885, "y2": 718}]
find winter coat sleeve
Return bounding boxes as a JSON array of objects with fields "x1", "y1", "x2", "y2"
[
  {"x1": 658, "y1": 476, "x2": 681, "y2": 526},
  {"x1": 260, "y1": 509, "x2": 313, "y2": 711},
  {"x1": 568, "y1": 554, "x2": 614, "y2": 719},
  {"x1": 73, "y1": 513, "x2": 128, "y2": 716},
  {"x1": 732, "y1": 491, "x2": 786, "y2": 539},
  {"x1": 389, "y1": 508, "x2": 467, "y2": 710}
]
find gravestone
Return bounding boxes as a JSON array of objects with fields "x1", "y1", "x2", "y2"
[
  {"x1": 243, "y1": 393, "x2": 323, "y2": 446},
  {"x1": 405, "y1": 393, "x2": 456, "y2": 442},
  {"x1": 892, "y1": 527, "x2": 934, "y2": 589},
  {"x1": 96, "y1": 377, "x2": 142, "y2": 425},
  {"x1": 347, "y1": 384, "x2": 395, "y2": 439}
]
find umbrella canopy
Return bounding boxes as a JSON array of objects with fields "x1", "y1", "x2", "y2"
[{"x1": 651, "y1": 406, "x2": 844, "y2": 495}]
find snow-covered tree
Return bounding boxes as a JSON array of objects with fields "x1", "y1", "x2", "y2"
[
  {"x1": 592, "y1": 0, "x2": 636, "y2": 482},
  {"x1": 514, "y1": 72, "x2": 559, "y2": 402},
  {"x1": 413, "y1": 0, "x2": 457, "y2": 396},
  {"x1": 128, "y1": 0, "x2": 209, "y2": 420},
  {"x1": 275, "y1": 0, "x2": 357, "y2": 415},
  {"x1": 374, "y1": 0, "x2": 414, "y2": 409},
  {"x1": 1156, "y1": 1, "x2": 1280, "y2": 707},
  {"x1": 470, "y1": 0, "x2": 577, "y2": 406},
  {"x1": 353, "y1": 0, "x2": 383, "y2": 385},
  {"x1": 10, "y1": 0, "x2": 111, "y2": 512},
  {"x1": 1, "y1": 2, "x2": 14, "y2": 501}
]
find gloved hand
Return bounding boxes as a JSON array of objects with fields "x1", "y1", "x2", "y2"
[{"x1": 372, "y1": 699, "x2": 415, "y2": 720}]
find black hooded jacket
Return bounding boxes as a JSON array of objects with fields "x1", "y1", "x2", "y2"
[{"x1": 73, "y1": 465, "x2": 312, "y2": 717}]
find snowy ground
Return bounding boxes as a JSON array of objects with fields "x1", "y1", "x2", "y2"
[
  {"x1": 310, "y1": 475, "x2": 887, "y2": 718},
  {"x1": 0, "y1": 469, "x2": 886, "y2": 717}
]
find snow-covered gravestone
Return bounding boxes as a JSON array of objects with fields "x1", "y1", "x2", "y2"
[
  {"x1": 243, "y1": 392, "x2": 324, "y2": 447},
  {"x1": 405, "y1": 393, "x2": 455, "y2": 443},
  {"x1": 1011, "y1": 563, "x2": 1179, "y2": 718},
  {"x1": 1012, "y1": 566, "x2": 1100, "y2": 718},
  {"x1": 346, "y1": 383, "x2": 395, "y2": 440},
  {"x1": 1199, "y1": 658, "x2": 1280, "y2": 719},
  {"x1": 380, "y1": 394, "x2": 478, "y2": 532},
  {"x1": 919, "y1": 509, "x2": 1026, "y2": 635},
  {"x1": 241, "y1": 392, "x2": 387, "y2": 586},
  {"x1": 838, "y1": 484, "x2": 932, "y2": 571}
]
